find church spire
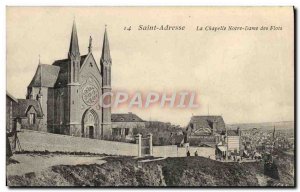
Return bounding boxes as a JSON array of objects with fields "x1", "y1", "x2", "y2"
[
  {"x1": 100, "y1": 26, "x2": 112, "y2": 64},
  {"x1": 68, "y1": 20, "x2": 80, "y2": 58}
]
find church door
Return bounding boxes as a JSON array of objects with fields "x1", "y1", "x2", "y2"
[
  {"x1": 82, "y1": 109, "x2": 99, "y2": 139},
  {"x1": 88, "y1": 126, "x2": 94, "y2": 138}
]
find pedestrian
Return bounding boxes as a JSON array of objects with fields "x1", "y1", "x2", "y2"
[
  {"x1": 195, "y1": 150, "x2": 198, "y2": 156},
  {"x1": 187, "y1": 150, "x2": 190, "y2": 156}
]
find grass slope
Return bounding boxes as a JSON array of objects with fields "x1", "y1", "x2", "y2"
[{"x1": 8, "y1": 156, "x2": 267, "y2": 187}]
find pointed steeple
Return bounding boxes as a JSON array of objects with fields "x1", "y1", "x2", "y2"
[
  {"x1": 68, "y1": 20, "x2": 80, "y2": 58},
  {"x1": 101, "y1": 26, "x2": 112, "y2": 64}
]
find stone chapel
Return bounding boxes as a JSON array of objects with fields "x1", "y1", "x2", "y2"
[{"x1": 23, "y1": 21, "x2": 112, "y2": 139}]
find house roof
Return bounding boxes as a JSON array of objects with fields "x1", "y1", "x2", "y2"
[
  {"x1": 189, "y1": 115, "x2": 225, "y2": 133},
  {"x1": 12, "y1": 99, "x2": 43, "y2": 118},
  {"x1": 111, "y1": 113, "x2": 144, "y2": 122},
  {"x1": 6, "y1": 91, "x2": 18, "y2": 103},
  {"x1": 28, "y1": 64, "x2": 60, "y2": 87}
]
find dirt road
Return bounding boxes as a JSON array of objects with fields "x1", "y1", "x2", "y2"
[{"x1": 7, "y1": 153, "x2": 106, "y2": 176}]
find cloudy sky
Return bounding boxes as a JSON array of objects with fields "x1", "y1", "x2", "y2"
[{"x1": 6, "y1": 7, "x2": 294, "y2": 126}]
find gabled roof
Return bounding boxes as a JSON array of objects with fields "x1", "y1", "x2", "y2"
[
  {"x1": 111, "y1": 113, "x2": 144, "y2": 122},
  {"x1": 189, "y1": 115, "x2": 225, "y2": 133},
  {"x1": 79, "y1": 53, "x2": 101, "y2": 75},
  {"x1": 12, "y1": 99, "x2": 43, "y2": 118},
  {"x1": 28, "y1": 64, "x2": 60, "y2": 87}
]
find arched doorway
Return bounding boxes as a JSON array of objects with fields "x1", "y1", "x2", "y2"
[{"x1": 82, "y1": 109, "x2": 99, "y2": 139}]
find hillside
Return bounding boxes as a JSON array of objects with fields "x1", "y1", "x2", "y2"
[{"x1": 7, "y1": 154, "x2": 290, "y2": 187}]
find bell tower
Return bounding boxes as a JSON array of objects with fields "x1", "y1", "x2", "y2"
[{"x1": 67, "y1": 20, "x2": 81, "y2": 136}]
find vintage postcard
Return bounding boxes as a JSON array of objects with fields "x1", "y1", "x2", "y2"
[{"x1": 6, "y1": 7, "x2": 295, "y2": 187}]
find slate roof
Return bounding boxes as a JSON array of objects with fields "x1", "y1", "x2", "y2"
[
  {"x1": 12, "y1": 99, "x2": 43, "y2": 118},
  {"x1": 53, "y1": 55, "x2": 88, "y2": 87},
  {"x1": 189, "y1": 116, "x2": 225, "y2": 133},
  {"x1": 111, "y1": 113, "x2": 144, "y2": 122},
  {"x1": 28, "y1": 55, "x2": 88, "y2": 88},
  {"x1": 28, "y1": 64, "x2": 60, "y2": 87}
]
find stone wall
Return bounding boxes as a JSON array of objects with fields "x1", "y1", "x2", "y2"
[
  {"x1": 15, "y1": 129, "x2": 216, "y2": 159},
  {"x1": 17, "y1": 129, "x2": 138, "y2": 156},
  {"x1": 152, "y1": 145, "x2": 178, "y2": 157}
]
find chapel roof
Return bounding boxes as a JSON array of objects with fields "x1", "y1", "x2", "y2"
[
  {"x1": 52, "y1": 54, "x2": 88, "y2": 87},
  {"x1": 28, "y1": 64, "x2": 60, "y2": 87},
  {"x1": 29, "y1": 54, "x2": 89, "y2": 89}
]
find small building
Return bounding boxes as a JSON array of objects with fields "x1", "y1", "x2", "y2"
[
  {"x1": 6, "y1": 92, "x2": 18, "y2": 132},
  {"x1": 216, "y1": 128, "x2": 242, "y2": 160},
  {"x1": 185, "y1": 115, "x2": 226, "y2": 147},
  {"x1": 12, "y1": 99, "x2": 43, "y2": 131},
  {"x1": 226, "y1": 128, "x2": 242, "y2": 155},
  {"x1": 111, "y1": 112, "x2": 146, "y2": 138}
]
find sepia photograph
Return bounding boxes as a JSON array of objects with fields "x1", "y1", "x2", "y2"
[{"x1": 5, "y1": 6, "x2": 295, "y2": 187}]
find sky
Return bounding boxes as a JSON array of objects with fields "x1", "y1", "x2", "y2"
[{"x1": 6, "y1": 7, "x2": 294, "y2": 126}]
